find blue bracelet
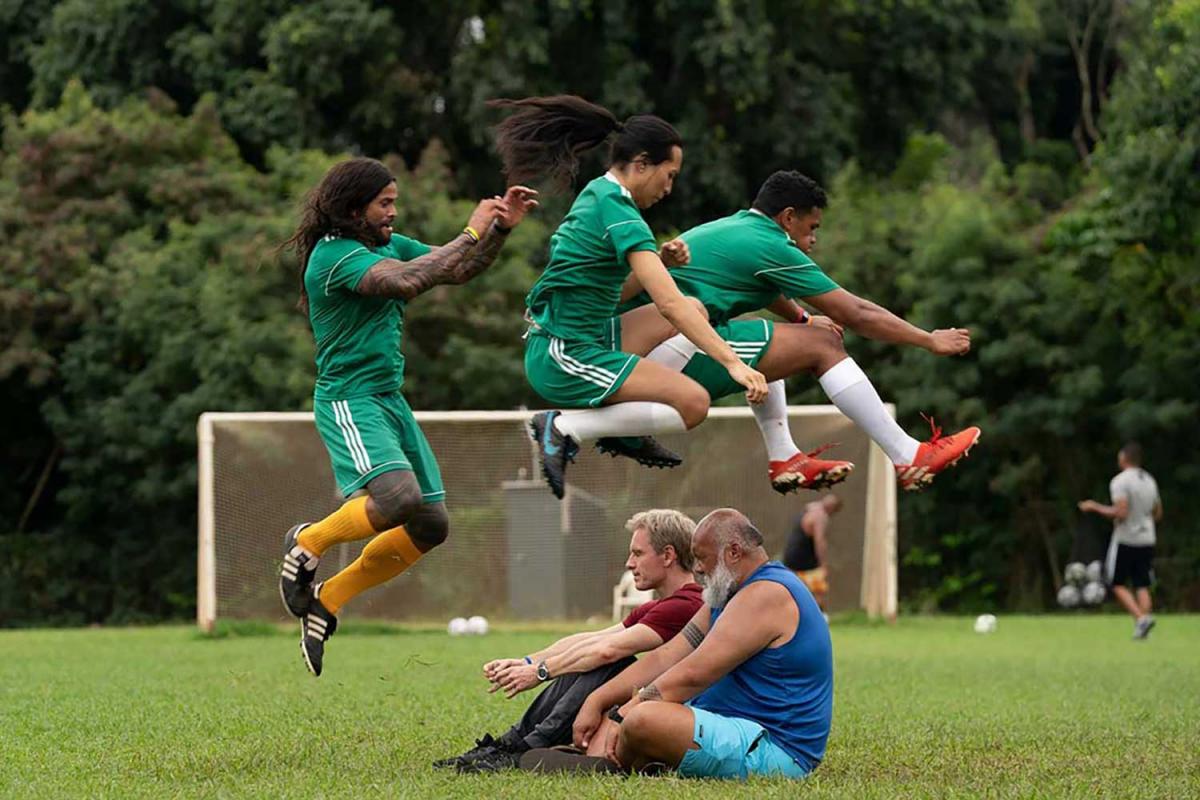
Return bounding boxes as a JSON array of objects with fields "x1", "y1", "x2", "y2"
[{"x1": 524, "y1": 656, "x2": 532, "y2": 665}]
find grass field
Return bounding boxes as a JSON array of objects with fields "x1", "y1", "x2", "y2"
[{"x1": 2, "y1": 615, "x2": 1198, "y2": 799}]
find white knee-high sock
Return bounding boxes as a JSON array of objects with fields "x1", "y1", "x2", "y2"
[
  {"x1": 817, "y1": 358, "x2": 920, "y2": 464},
  {"x1": 646, "y1": 334, "x2": 698, "y2": 372},
  {"x1": 552, "y1": 402, "x2": 687, "y2": 444},
  {"x1": 751, "y1": 380, "x2": 801, "y2": 462}
]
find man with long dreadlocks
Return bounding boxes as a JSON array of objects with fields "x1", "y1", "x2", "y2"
[{"x1": 279, "y1": 157, "x2": 537, "y2": 676}]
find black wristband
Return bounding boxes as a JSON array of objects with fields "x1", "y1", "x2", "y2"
[
  {"x1": 494, "y1": 221, "x2": 512, "y2": 235},
  {"x1": 607, "y1": 705, "x2": 624, "y2": 725}
]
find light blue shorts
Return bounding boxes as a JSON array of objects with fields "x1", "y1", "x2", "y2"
[{"x1": 677, "y1": 706, "x2": 810, "y2": 780}]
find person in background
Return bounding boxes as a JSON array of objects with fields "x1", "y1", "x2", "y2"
[
  {"x1": 1079, "y1": 442, "x2": 1162, "y2": 640},
  {"x1": 782, "y1": 494, "x2": 842, "y2": 610}
]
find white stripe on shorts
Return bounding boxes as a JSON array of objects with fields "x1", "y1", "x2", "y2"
[
  {"x1": 548, "y1": 338, "x2": 615, "y2": 388},
  {"x1": 552, "y1": 338, "x2": 618, "y2": 383},
  {"x1": 332, "y1": 401, "x2": 372, "y2": 475}
]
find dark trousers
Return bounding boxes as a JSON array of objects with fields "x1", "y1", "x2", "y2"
[{"x1": 499, "y1": 656, "x2": 636, "y2": 750}]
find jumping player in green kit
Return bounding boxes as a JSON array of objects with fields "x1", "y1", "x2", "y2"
[
  {"x1": 620, "y1": 171, "x2": 982, "y2": 493},
  {"x1": 487, "y1": 95, "x2": 768, "y2": 499},
  {"x1": 278, "y1": 157, "x2": 537, "y2": 676}
]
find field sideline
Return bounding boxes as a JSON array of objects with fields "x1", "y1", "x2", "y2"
[{"x1": 2, "y1": 615, "x2": 1197, "y2": 799}]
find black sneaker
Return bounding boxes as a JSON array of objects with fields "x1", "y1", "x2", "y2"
[
  {"x1": 595, "y1": 436, "x2": 683, "y2": 469},
  {"x1": 279, "y1": 523, "x2": 317, "y2": 619},
  {"x1": 458, "y1": 746, "x2": 524, "y2": 774},
  {"x1": 529, "y1": 410, "x2": 578, "y2": 500},
  {"x1": 432, "y1": 734, "x2": 502, "y2": 769},
  {"x1": 300, "y1": 591, "x2": 338, "y2": 677}
]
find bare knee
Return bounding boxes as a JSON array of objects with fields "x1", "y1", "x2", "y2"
[
  {"x1": 676, "y1": 385, "x2": 710, "y2": 429},
  {"x1": 776, "y1": 323, "x2": 846, "y2": 375},
  {"x1": 623, "y1": 705, "x2": 655, "y2": 742},
  {"x1": 407, "y1": 503, "x2": 450, "y2": 551},
  {"x1": 365, "y1": 472, "x2": 423, "y2": 529}
]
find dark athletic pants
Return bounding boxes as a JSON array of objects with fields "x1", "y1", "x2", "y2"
[{"x1": 498, "y1": 656, "x2": 636, "y2": 750}]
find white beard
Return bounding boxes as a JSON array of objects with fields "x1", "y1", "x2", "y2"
[{"x1": 701, "y1": 555, "x2": 738, "y2": 608}]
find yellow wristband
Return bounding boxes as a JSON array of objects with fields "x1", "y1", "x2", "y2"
[{"x1": 463, "y1": 226, "x2": 481, "y2": 243}]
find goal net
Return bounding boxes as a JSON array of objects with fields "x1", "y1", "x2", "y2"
[{"x1": 197, "y1": 407, "x2": 896, "y2": 631}]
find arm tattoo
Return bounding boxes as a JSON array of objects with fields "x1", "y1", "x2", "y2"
[
  {"x1": 681, "y1": 622, "x2": 705, "y2": 649},
  {"x1": 637, "y1": 683, "x2": 663, "y2": 702},
  {"x1": 356, "y1": 225, "x2": 508, "y2": 300}
]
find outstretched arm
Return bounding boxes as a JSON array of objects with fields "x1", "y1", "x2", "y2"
[
  {"x1": 356, "y1": 186, "x2": 537, "y2": 301},
  {"x1": 357, "y1": 222, "x2": 506, "y2": 300},
  {"x1": 1078, "y1": 497, "x2": 1130, "y2": 521},
  {"x1": 805, "y1": 288, "x2": 970, "y2": 355}
]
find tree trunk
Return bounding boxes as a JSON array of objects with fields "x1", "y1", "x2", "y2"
[{"x1": 1015, "y1": 50, "x2": 1037, "y2": 147}]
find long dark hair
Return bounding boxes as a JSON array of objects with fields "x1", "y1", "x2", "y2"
[
  {"x1": 487, "y1": 95, "x2": 682, "y2": 188},
  {"x1": 284, "y1": 157, "x2": 395, "y2": 313}
]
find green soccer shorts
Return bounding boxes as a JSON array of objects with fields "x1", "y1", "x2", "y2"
[
  {"x1": 313, "y1": 391, "x2": 445, "y2": 502},
  {"x1": 524, "y1": 324, "x2": 638, "y2": 408},
  {"x1": 680, "y1": 318, "x2": 775, "y2": 400}
]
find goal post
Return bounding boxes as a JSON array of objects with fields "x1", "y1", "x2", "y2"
[{"x1": 197, "y1": 406, "x2": 897, "y2": 632}]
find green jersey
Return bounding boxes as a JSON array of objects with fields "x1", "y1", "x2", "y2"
[
  {"x1": 660, "y1": 209, "x2": 839, "y2": 324},
  {"x1": 304, "y1": 232, "x2": 432, "y2": 400},
  {"x1": 527, "y1": 173, "x2": 658, "y2": 341}
]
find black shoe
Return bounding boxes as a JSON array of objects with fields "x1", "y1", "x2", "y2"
[
  {"x1": 279, "y1": 523, "x2": 317, "y2": 619},
  {"x1": 529, "y1": 411, "x2": 578, "y2": 500},
  {"x1": 458, "y1": 746, "x2": 524, "y2": 774},
  {"x1": 300, "y1": 592, "x2": 338, "y2": 677},
  {"x1": 595, "y1": 436, "x2": 683, "y2": 469},
  {"x1": 432, "y1": 734, "x2": 502, "y2": 769}
]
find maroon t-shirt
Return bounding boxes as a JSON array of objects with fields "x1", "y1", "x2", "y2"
[{"x1": 622, "y1": 583, "x2": 703, "y2": 642}]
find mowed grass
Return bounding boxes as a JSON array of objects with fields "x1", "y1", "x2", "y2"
[{"x1": 2, "y1": 616, "x2": 1198, "y2": 799}]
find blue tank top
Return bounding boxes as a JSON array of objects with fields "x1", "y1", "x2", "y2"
[{"x1": 691, "y1": 561, "x2": 833, "y2": 769}]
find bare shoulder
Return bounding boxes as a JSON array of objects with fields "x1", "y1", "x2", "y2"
[{"x1": 725, "y1": 581, "x2": 792, "y2": 616}]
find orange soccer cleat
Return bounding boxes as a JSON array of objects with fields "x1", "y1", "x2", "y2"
[
  {"x1": 895, "y1": 415, "x2": 981, "y2": 491},
  {"x1": 768, "y1": 445, "x2": 854, "y2": 494}
]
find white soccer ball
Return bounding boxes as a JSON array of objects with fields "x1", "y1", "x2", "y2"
[
  {"x1": 447, "y1": 616, "x2": 469, "y2": 636},
  {"x1": 973, "y1": 614, "x2": 997, "y2": 634},
  {"x1": 1085, "y1": 560, "x2": 1103, "y2": 584},
  {"x1": 1082, "y1": 581, "x2": 1107, "y2": 606},
  {"x1": 1057, "y1": 584, "x2": 1081, "y2": 608},
  {"x1": 466, "y1": 615, "x2": 489, "y2": 636},
  {"x1": 1064, "y1": 562, "x2": 1087, "y2": 586}
]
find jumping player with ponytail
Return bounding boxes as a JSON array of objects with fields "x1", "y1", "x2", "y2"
[{"x1": 489, "y1": 95, "x2": 768, "y2": 499}]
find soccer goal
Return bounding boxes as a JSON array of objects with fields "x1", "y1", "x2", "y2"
[{"x1": 197, "y1": 407, "x2": 897, "y2": 632}]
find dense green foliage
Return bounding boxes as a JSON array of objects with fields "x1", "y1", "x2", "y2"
[
  {"x1": 1, "y1": 0, "x2": 1196, "y2": 623},
  {"x1": 2, "y1": 617, "x2": 1199, "y2": 796}
]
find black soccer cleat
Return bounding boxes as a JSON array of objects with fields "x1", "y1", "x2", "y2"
[
  {"x1": 433, "y1": 734, "x2": 503, "y2": 769},
  {"x1": 279, "y1": 523, "x2": 318, "y2": 619},
  {"x1": 595, "y1": 436, "x2": 683, "y2": 469},
  {"x1": 300, "y1": 591, "x2": 338, "y2": 677},
  {"x1": 529, "y1": 410, "x2": 578, "y2": 500}
]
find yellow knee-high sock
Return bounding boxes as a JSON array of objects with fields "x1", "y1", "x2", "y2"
[
  {"x1": 317, "y1": 526, "x2": 423, "y2": 614},
  {"x1": 296, "y1": 496, "x2": 377, "y2": 557}
]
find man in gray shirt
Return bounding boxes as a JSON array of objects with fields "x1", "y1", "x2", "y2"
[{"x1": 1078, "y1": 442, "x2": 1162, "y2": 639}]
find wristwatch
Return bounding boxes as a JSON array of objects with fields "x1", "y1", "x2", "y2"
[{"x1": 536, "y1": 660, "x2": 551, "y2": 682}]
